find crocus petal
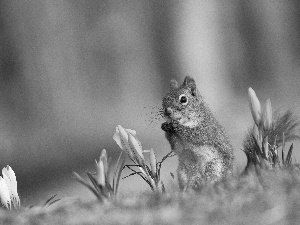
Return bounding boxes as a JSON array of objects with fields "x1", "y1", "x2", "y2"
[
  {"x1": 263, "y1": 99, "x2": 272, "y2": 131},
  {"x1": 248, "y1": 87, "x2": 262, "y2": 127},
  {"x1": 263, "y1": 136, "x2": 269, "y2": 158},
  {"x1": 2, "y1": 166, "x2": 19, "y2": 209},
  {"x1": 113, "y1": 126, "x2": 123, "y2": 149},
  {"x1": 149, "y1": 149, "x2": 157, "y2": 175},
  {"x1": 117, "y1": 125, "x2": 129, "y2": 142},
  {"x1": 100, "y1": 149, "x2": 108, "y2": 177},
  {"x1": 0, "y1": 177, "x2": 11, "y2": 209},
  {"x1": 128, "y1": 133, "x2": 145, "y2": 164},
  {"x1": 253, "y1": 125, "x2": 259, "y2": 142},
  {"x1": 125, "y1": 129, "x2": 136, "y2": 136},
  {"x1": 96, "y1": 159, "x2": 105, "y2": 186},
  {"x1": 113, "y1": 125, "x2": 134, "y2": 161}
]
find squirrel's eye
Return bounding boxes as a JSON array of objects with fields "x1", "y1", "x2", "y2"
[{"x1": 179, "y1": 94, "x2": 188, "y2": 105}]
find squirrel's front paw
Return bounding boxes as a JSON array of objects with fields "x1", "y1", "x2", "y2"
[
  {"x1": 162, "y1": 121, "x2": 180, "y2": 132},
  {"x1": 161, "y1": 122, "x2": 171, "y2": 132}
]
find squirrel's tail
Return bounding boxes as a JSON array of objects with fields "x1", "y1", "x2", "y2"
[{"x1": 243, "y1": 110, "x2": 300, "y2": 172}]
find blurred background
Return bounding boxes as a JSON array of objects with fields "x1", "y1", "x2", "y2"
[{"x1": 1, "y1": 0, "x2": 300, "y2": 205}]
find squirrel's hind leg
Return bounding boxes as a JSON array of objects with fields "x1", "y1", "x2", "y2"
[{"x1": 177, "y1": 167, "x2": 188, "y2": 191}]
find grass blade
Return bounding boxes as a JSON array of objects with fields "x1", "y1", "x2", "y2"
[
  {"x1": 42, "y1": 194, "x2": 57, "y2": 208},
  {"x1": 282, "y1": 133, "x2": 285, "y2": 164},
  {"x1": 286, "y1": 143, "x2": 294, "y2": 166},
  {"x1": 48, "y1": 198, "x2": 61, "y2": 207}
]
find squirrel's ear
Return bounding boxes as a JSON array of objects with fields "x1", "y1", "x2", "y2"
[
  {"x1": 170, "y1": 79, "x2": 179, "y2": 89},
  {"x1": 183, "y1": 76, "x2": 195, "y2": 86},
  {"x1": 183, "y1": 76, "x2": 197, "y2": 96}
]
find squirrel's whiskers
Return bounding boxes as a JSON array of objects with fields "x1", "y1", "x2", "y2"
[{"x1": 144, "y1": 105, "x2": 165, "y2": 128}]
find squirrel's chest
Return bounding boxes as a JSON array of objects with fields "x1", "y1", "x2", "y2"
[
  {"x1": 178, "y1": 143, "x2": 221, "y2": 166},
  {"x1": 177, "y1": 144, "x2": 225, "y2": 186}
]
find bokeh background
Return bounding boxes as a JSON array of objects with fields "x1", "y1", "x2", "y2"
[{"x1": 1, "y1": 0, "x2": 300, "y2": 205}]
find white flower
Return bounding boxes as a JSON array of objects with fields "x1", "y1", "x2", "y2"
[
  {"x1": 0, "y1": 176, "x2": 10, "y2": 209},
  {"x1": 128, "y1": 133, "x2": 145, "y2": 165},
  {"x1": 263, "y1": 99, "x2": 272, "y2": 130},
  {"x1": 149, "y1": 149, "x2": 157, "y2": 175},
  {"x1": 248, "y1": 87, "x2": 262, "y2": 127},
  {"x1": 113, "y1": 125, "x2": 145, "y2": 164},
  {"x1": 113, "y1": 125, "x2": 160, "y2": 191},
  {"x1": 0, "y1": 166, "x2": 20, "y2": 209},
  {"x1": 263, "y1": 136, "x2": 269, "y2": 158},
  {"x1": 113, "y1": 125, "x2": 136, "y2": 161},
  {"x1": 95, "y1": 149, "x2": 107, "y2": 186}
]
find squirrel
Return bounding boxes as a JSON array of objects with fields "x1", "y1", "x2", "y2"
[
  {"x1": 161, "y1": 76, "x2": 300, "y2": 191},
  {"x1": 161, "y1": 76, "x2": 234, "y2": 190}
]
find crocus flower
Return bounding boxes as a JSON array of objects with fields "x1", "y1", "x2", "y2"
[
  {"x1": 248, "y1": 87, "x2": 262, "y2": 127},
  {"x1": 113, "y1": 125, "x2": 145, "y2": 164},
  {"x1": 0, "y1": 176, "x2": 10, "y2": 209},
  {"x1": 149, "y1": 149, "x2": 157, "y2": 175},
  {"x1": 113, "y1": 125, "x2": 136, "y2": 161},
  {"x1": 113, "y1": 125, "x2": 161, "y2": 191},
  {"x1": 95, "y1": 149, "x2": 107, "y2": 187},
  {"x1": 0, "y1": 166, "x2": 20, "y2": 210}
]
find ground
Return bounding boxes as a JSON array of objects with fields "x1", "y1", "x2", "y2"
[{"x1": 2, "y1": 169, "x2": 300, "y2": 225}]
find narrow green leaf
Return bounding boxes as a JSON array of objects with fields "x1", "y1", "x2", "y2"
[
  {"x1": 125, "y1": 165, "x2": 153, "y2": 190},
  {"x1": 282, "y1": 133, "x2": 285, "y2": 164},
  {"x1": 114, "y1": 157, "x2": 125, "y2": 196},
  {"x1": 161, "y1": 181, "x2": 166, "y2": 193},
  {"x1": 42, "y1": 194, "x2": 57, "y2": 208},
  {"x1": 48, "y1": 199, "x2": 61, "y2": 206},
  {"x1": 286, "y1": 143, "x2": 294, "y2": 166},
  {"x1": 87, "y1": 172, "x2": 103, "y2": 196},
  {"x1": 113, "y1": 151, "x2": 123, "y2": 188},
  {"x1": 73, "y1": 172, "x2": 101, "y2": 201}
]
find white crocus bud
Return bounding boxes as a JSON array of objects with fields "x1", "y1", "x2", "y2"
[
  {"x1": 248, "y1": 87, "x2": 262, "y2": 127},
  {"x1": 253, "y1": 125, "x2": 260, "y2": 142},
  {"x1": 263, "y1": 136, "x2": 269, "y2": 158},
  {"x1": 0, "y1": 176, "x2": 11, "y2": 209},
  {"x1": 263, "y1": 99, "x2": 272, "y2": 131},
  {"x1": 2, "y1": 166, "x2": 19, "y2": 209},
  {"x1": 100, "y1": 149, "x2": 108, "y2": 178},
  {"x1": 149, "y1": 149, "x2": 157, "y2": 175},
  {"x1": 96, "y1": 158, "x2": 106, "y2": 187}
]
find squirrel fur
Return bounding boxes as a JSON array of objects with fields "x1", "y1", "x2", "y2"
[
  {"x1": 161, "y1": 76, "x2": 234, "y2": 190},
  {"x1": 161, "y1": 76, "x2": 300, "y2": 191}
]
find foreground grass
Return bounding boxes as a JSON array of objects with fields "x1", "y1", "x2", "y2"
[{"x1": 2, "y1": 168, "x2": 300, "y2": 225}]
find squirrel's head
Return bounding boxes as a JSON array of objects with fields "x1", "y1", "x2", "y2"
[{"x1": 162, "y1": 76, "x2": 204, "y2": 128}]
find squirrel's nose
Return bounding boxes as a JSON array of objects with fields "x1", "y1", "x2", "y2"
[{"x1": 165, "y1": 107, "x2": 173, "y2": 116}]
